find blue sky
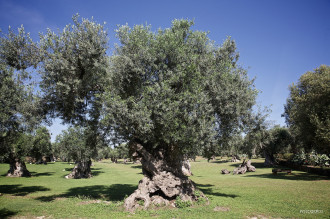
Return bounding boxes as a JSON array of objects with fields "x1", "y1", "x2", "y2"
[{"x1": 1, "y1": 0, "x2": 329, "y2": 141}]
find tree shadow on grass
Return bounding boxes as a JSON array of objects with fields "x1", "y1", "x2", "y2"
[
  {"x1": 33, "y1": 162, "x2": 55, "y2": 165},
  {"x1": 90, "y1": 167, "x2": 102, "y2": 170},
  {"x1": 243, "y1": 172, "x2": 329, "y2": 181},
  {"x1": 91, "y1": 170, "x2": 104, "y2": 177},
  {"x1": 228, "y1": 162, "x2": 267, "y2": 169},
  {"x1": 211, "y1": 160, "x2": 229, "y2": 164},
  {"x1": 1, "y1": 171, "x2": 56, "y2": 177},
  {"x1": 195, "y1": 183, "x2": 239, "y2": 198},
  {"x1": 0, "y1": 208, "x2": 18, "y2": 219},
  {"x1": 0, "y1": 184, "x2": 50, "y2": 196},
  {"x1": 194, "y1": 183, "x2": 214, "y2": 187},
  {"x1": 64, "y1": 167, "x2": 73, "y2": 171},
  {"x1": 130, "y1": 165, "x2": 142, "y2": 169},
  {"x1": 62, "y1": 167, "x2": 104, "y2": 177},
  {"x1": 36, "y1": 184, "x2": 138, "y2": 202},
  {"x1": 30, "y1": 172, "x2": 55, "y2": 177}
]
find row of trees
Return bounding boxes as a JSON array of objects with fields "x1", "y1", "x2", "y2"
[
  {"x1": 1, "y1": 14, "x2": 328, "y2": 209},
  {"x1": 218, "y1": 65, "x2": 330, "y2": 165},
  {"x1": 53, "y1": 127, "x2": 129, "y2": 164},
  {"x1": 0, "y1": 16, "x2": 258, "y2": 208}
]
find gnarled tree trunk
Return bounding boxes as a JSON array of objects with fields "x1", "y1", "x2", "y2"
[
  {"x1": 124, "y1": 141, "x2": 205, "y2": 212},
  {"x1": 182, "y1": 159, "x2": 193, "y2": 176},
  {"x1": 221, "y1": 169, "x2": 231, "y2": 174},
  {"x1": 233, "y1": 159, "x2": 256, "y2": 174},
  {"x1": 65, "y1": 160, "x2": 92, "y2": 179},
  {"x1": 7, "y1": 158, "x2": 31, "y2": 177},
  {"x1": 263, "y1": 150, "x2": 276, "y2": 167},
  {"x1": 231, "y1": 155, "x2": 240, "y2": 162}
]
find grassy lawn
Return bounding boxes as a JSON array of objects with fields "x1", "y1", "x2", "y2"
[{"x1": 0, "y1": 158, "x2": 329, "y2": 218}]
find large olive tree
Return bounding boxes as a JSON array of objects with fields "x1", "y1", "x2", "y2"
[{"x1": 102, "y1": 20, "x2": 258, "y2": 210}]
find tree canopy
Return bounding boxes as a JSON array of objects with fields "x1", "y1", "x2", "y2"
[
  {"x1": 0, "y1": 31, "x2": 40, "y2": 161},
  {"x1": 0, "y1": 26, "x2": 42, "y2": 176},
  {"x1": 54, "y1": 126, "x2": 90, "y2": 163},
  {"x1": 39, "y1": 15, "x2": 109, "y2": 125},
  {"x1": 283, "y1": 65, "x2": 330, "y2": 154},
  {"x1": 34, "y1": 15, "x2": 110, "y2": 177},
  {"x1": 31, "y1": 127, "x2": 52, "y2": 163},
  {"x1": 101, "y1": 19, "x2": 259, "y2": 210},
  {"x1": 103, "y1": 19, "x2": 258, "y2": 161}
]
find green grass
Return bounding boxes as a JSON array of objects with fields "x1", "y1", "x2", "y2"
[{"x1": 0, "y1": 158, "x2": 329, "y2": 218}]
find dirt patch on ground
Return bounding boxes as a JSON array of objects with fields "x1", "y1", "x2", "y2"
[
  {"x1": 213, "y1": 206, "x2": 230, "y2": 212},
  {"x1": 7, "y1": 195, "x2": 30, "y2": 199},
  {"x1": 247, "y1": 214, "x2": 282, "y2": 219},
  {"x1": 77, "y1": 200, "x2": 111, "y2": 205},
  {"x1": 54, "y1": 197, "x2": 66, "y2": 201}
]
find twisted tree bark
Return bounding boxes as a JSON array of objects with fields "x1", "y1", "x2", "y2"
[
  {"x1": 263, "y1": 151, "x2": 276, "y2": 167},
  {"x1": 124, "y1": 141, "x2": 205, "y2": 212},
  {"x1": 65, "y1": 160, "x2": 92, "y2": 179},
  {"x1": 221, "y1": 169, "x2": 231, "y2": 174},
  {"x1": 182, "y1": 159, "x2": 193, "y2": 176},
  {"x1": 233, "y1": 159, "x2": 256, "y2": 174},
  {"x1": 7, "y1": 158, "x2": 31, "y2": 177}
]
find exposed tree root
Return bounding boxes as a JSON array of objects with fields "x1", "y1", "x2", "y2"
[{"x1": 233, "y1": 160, "x2": 256, "y2": 175}]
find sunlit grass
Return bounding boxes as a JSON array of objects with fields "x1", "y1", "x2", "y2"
[{"x1": 0, "y1": 158, "x2": 329, "y2": 218}]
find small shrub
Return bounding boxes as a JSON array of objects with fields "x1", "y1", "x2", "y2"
[
  {"x1": 194, "y1": 190, "x2": 206, "y2": 205},
  {"x1": 77, "y1": 194, "x2": 92, "y2": 200},
  {"x1": 137, "y1": 199, "x2": 144, "y2": 206},
  {"x1": 318, "y1": 154, "x2": 330, "y2": 167},
  {"x1": 291, "y1": 151, "x2": 330, "y2": 167},
  {"x1": 275, "y1": 153, "x2": 284, "y2": 160},
  {"x1": 291, "y1": 151, "x2": 306, "y2": 165},
  {"x1": 251, "y1": 155, "x2": 258, "y2": 159},
  {"x1": 194, "y1": 190, "x2": 201, "y2": 197},
  {"x1": 239, "y1": 154, "x2": 248, "y2": 160},
  {"x1": 175, "y1": 196, "x2": 192, "y2": 208},
  {"x1": 307, "y1": 150, "x2": 318, "y2": 166},
  {"x1": 276, "y1": 153, "x2": 294, "y2": 161},
  {"x1": 283, "y1": 153, "x2": 294, "y2": 160}
]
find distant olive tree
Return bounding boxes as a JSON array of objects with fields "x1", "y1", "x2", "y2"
[
  {"x1": 55, "y1": 126, "x2": 102, "y2": 178},
  {"x1": 30, "y1": 127, "x2": 52, "y2": 164},
  {"x1": 0, "y1": 26, "x2": 42, "y2": 177},
  {"x1": 283, "y1": 65, "x2": 330, "y2": 154},
  {"x1": 243, "y1": 110, "x2": 292, "y2": 166}
]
